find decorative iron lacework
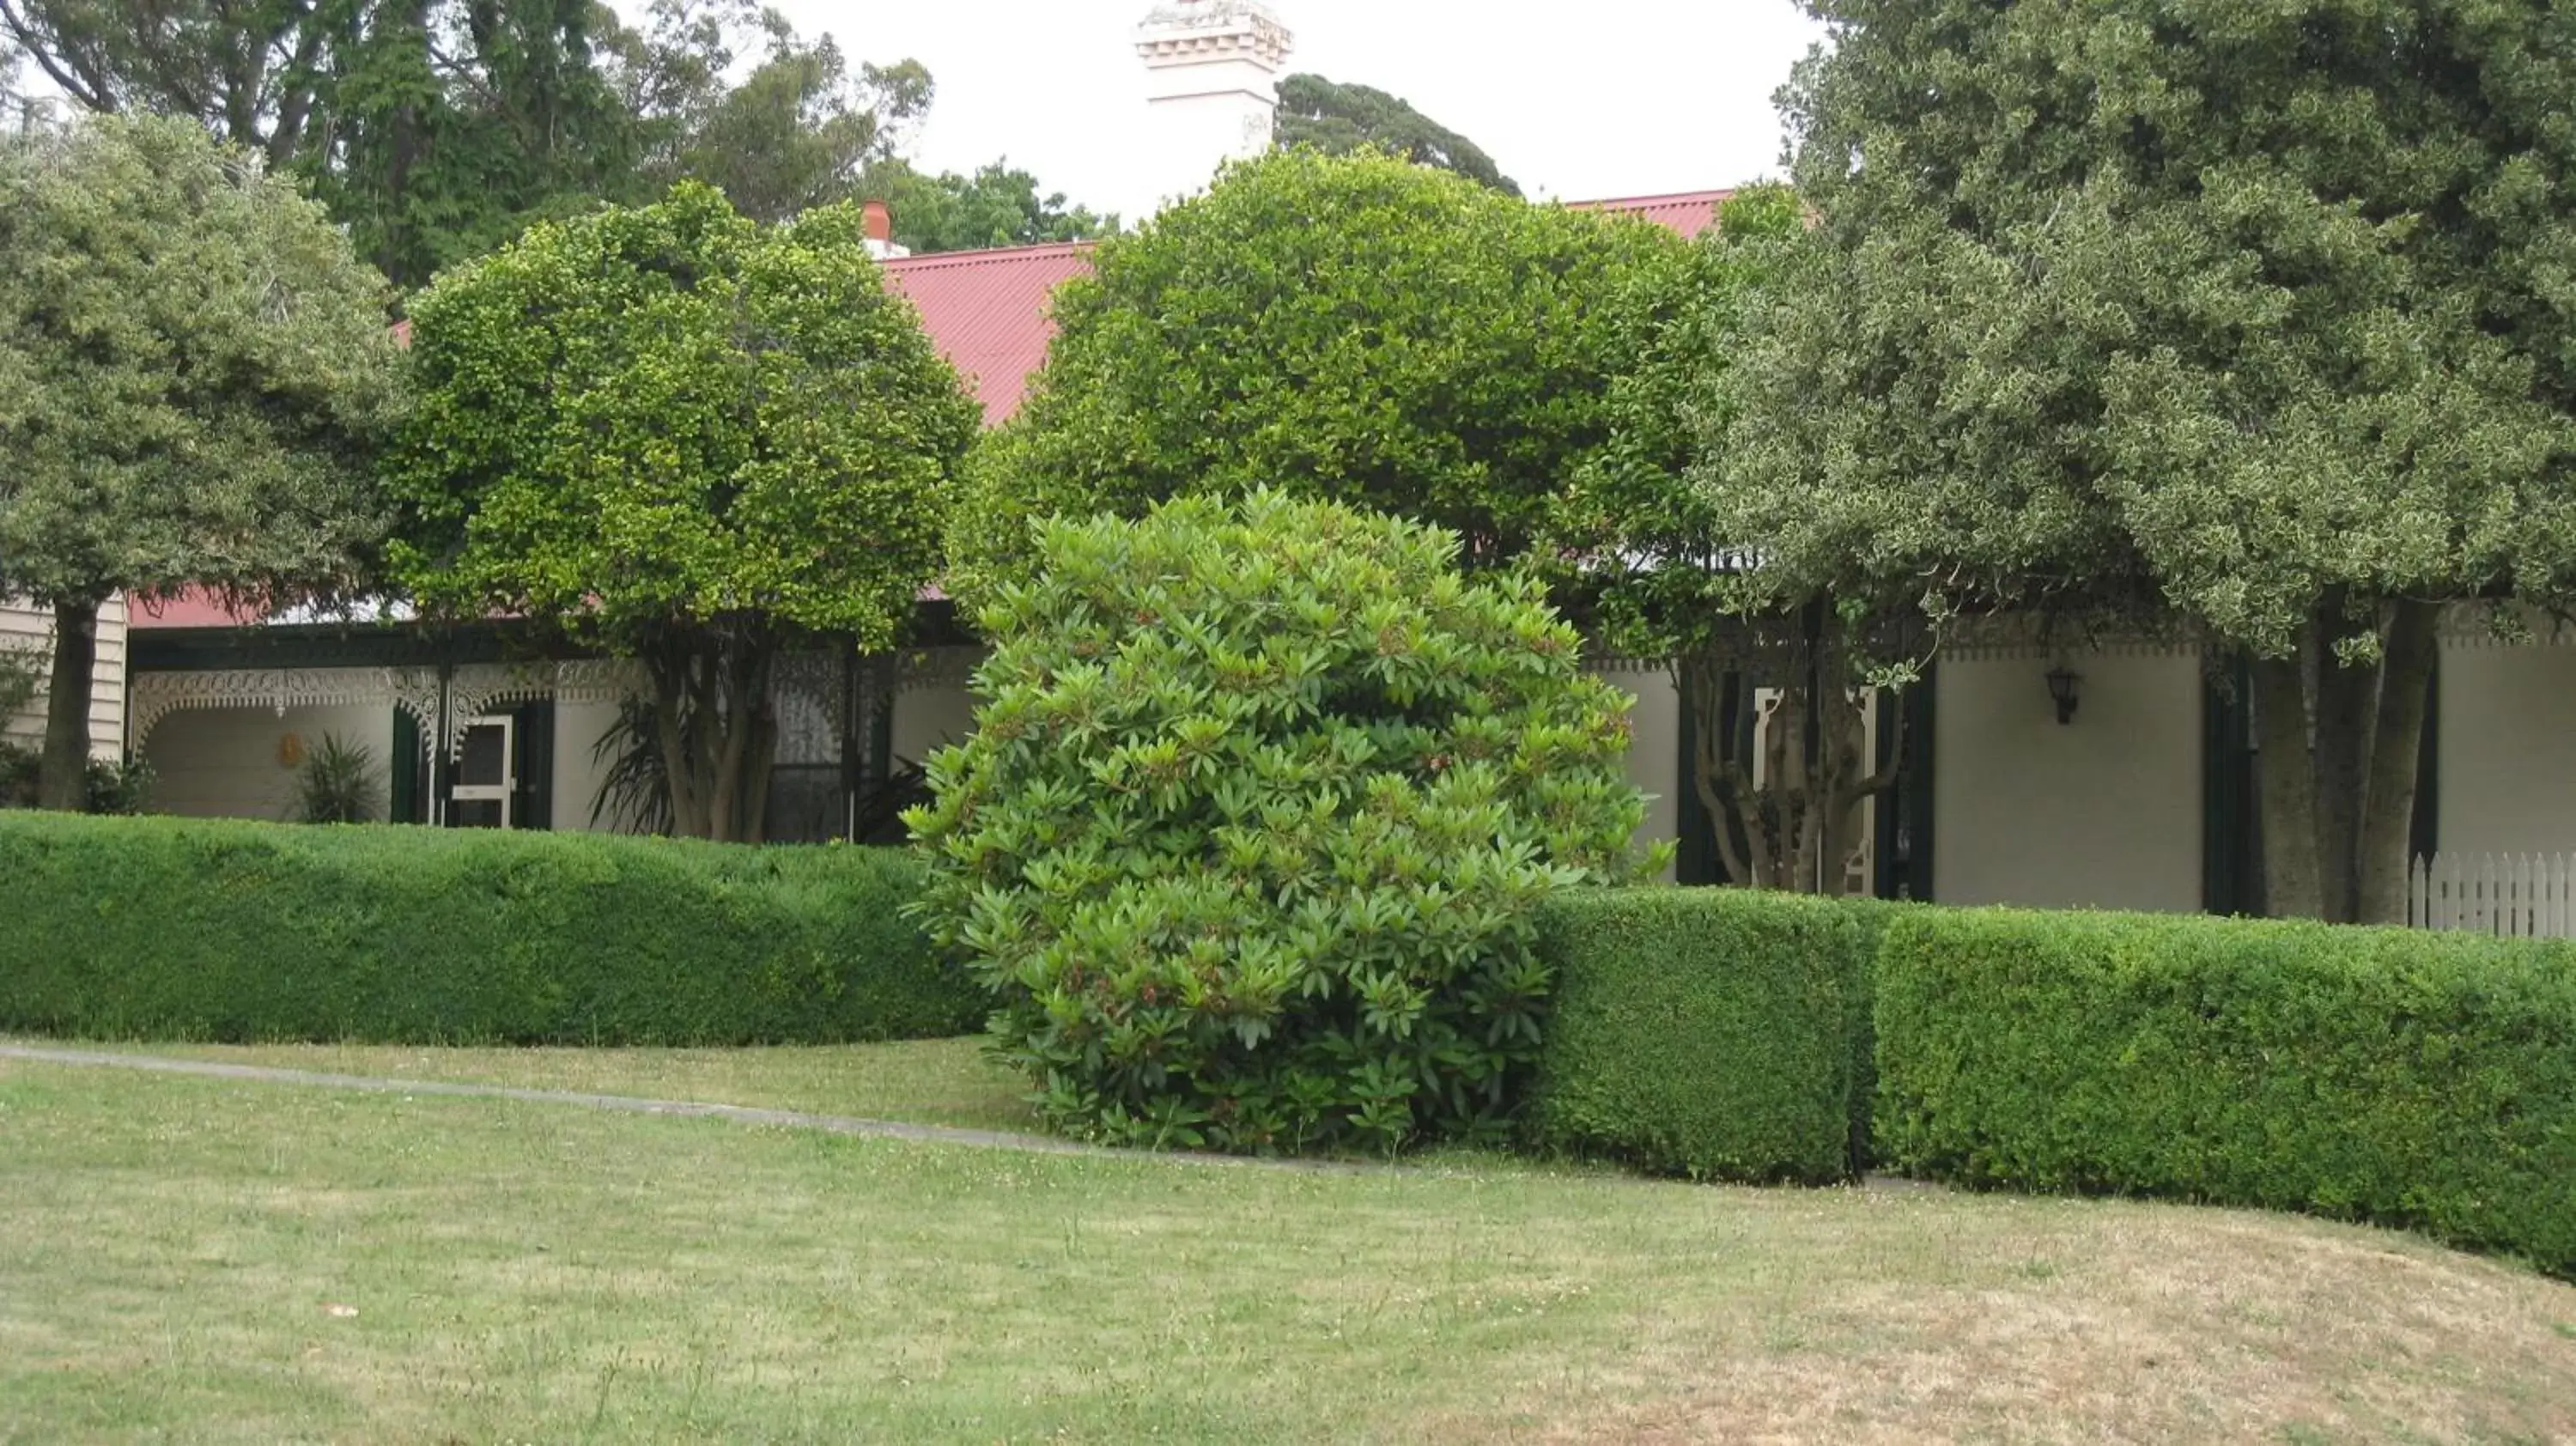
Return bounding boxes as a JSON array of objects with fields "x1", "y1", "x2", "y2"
[
  {"x1": 770, "y1": 653, "x2": 842, "y2": 768},
  {"x1": 772, "y1": 652, "x2": 849, "y2": 745},
  {"x1": 128, "y1": 667, "x2": 446, "y2": 750},
  {"x1": 128, "y1": 652, "x2": 987, "y2": 763},
  {"x1": 130, "y1": 660, "x2": 654, "y2": 762},
  {"x1": 895, "y1": 646, "x2": 983, "y2": 695}
]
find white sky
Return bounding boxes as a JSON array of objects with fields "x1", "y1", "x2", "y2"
[{"x1": 776, "y1": 0, "x2": 1831, "y2": 220}]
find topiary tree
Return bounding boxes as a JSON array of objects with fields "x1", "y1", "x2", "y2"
[
  {"x1": 391, "y1": 182, "x2": 980, "y2": 842},
  {"x1": 945, "y1": 149, "x2": 1686, "y2": 611},
  {"x1": 906, "y1": 492, "x2": 1664, "y2": 1155}
]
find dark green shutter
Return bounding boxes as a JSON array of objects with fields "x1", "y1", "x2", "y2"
[
  {"x1": 1893, "y1": 667, "x2": 1935, "y2": 902},
  {"x1": 2202, "y1": 658, "x2": 2258, "y2": 916},
  {"x1": 391, "y1": 707, "x2": 422, "y2": 824},
  {"x1": 513, "y1": 700, "x2": 555, "y2": 830},
  {"x1": 2411, "y1": 657, "x2": 2440, "y2": 864}
]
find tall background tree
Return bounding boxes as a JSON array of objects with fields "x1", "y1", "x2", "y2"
[
  {"x1": 612, "y1": 0, "x2": 928, "y2": 224},
  {"x1": 0, "y1": 0, "x2": 940, "y2": 286},
  {"x1": 951, "y1": 149, "x2": 1679, "y2": 605},
  {"x1": 0, "y1": 38, "x2": 39, "y2": 130},
  {"x1": 390, "y1": 183, "x2": 979, "y2": 841},
  {"x1": 1273, "y1": 73, "x2": 1518, "y2": 197},
  {"x1": 0, "y1": 115, "x2": 404, "y2": 809},
  {"x1": 1728, "y1": 0, "x2": 2576, "y2": 922}
]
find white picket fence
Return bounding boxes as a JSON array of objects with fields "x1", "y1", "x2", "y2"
[{"x1": 2408, "y1": 853, "x2": 2576, "y2": 939}]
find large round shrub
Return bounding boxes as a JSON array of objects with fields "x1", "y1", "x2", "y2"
[{"x1": 907, "y1": 492, "x2": 1661, "y2": 1153}]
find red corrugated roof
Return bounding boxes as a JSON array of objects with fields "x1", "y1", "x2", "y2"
[
  {"x1": 881, "y1": 241, "x2": 1096, "y2": 422},
  {"x1": 129, "y1": 592, "x2": 261, "y2": 629},
  {"x1": 1571, "y1": 188, "x2": 1735, "y2": 239}
]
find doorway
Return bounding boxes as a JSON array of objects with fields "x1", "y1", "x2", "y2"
[{"x1": 447, "y1": 714, "x2": 514, "y2": 829}]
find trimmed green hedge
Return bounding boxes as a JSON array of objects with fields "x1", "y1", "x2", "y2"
[
  {"x1": 1527, "y1": 887, "x2": 1887, "y2": 1182},
  {"x1": 0, "y1": 811, "x2": 979, "y2": 1046},
  {"x1": 1875, "y1": 908, "x2": 2576, "y2": 1276}
]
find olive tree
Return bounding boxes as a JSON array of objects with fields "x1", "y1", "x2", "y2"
[
  {"x1": 391, "y1": 182, "x2": 979, "y2": 841},
  {"x1": 1735, "y1": 0, "x2": 2576, "y2": 921},
  {"x1": 0, "y1": 115, "x2": 403, "y2": 810}
]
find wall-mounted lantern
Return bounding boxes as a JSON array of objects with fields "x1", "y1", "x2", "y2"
[{"x1": 2044, "y1": 665, "x2": 2082, "y2": 726}]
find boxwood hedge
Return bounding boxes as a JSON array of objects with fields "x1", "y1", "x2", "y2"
[
  {"x1": 1874, "y1": 907, "x2": 2576, "y2": 1276},
  {"x1": 1526, "y1": 887, "x2": 1891, "y2": 1182},
  {"x1": 0, "y1": 811, "x2": 978, "y2": 1046}
]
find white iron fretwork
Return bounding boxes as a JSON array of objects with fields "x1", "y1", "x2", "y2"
[{"x1": 128, "y1": 667, "x2": 445, "y2": 750}]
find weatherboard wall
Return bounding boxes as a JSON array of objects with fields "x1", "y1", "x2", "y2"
[{"x1": 1, "y1": 595, "x2": 128, "y2": 761}]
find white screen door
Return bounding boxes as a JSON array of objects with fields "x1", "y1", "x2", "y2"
[{"x1": 448, "y1": 715, "x2": 515, "y2": 829}]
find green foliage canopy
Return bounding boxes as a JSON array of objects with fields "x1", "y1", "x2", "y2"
[
  {"x1": 617, "y1": 0, "x2": 931, "y2": 226},
  {"x1": 1548, "y1": 186, "x2": 1820, "y2": 661},
  {"x1": 1742, "y1": 0, "x2": 2576, "y2": 653},
  {"x1": 2, "y1": 0, "x2": 640, "y2": 286},
  {"x1": 1543, "y1": 186, "x2": 1920, "y2": 891},
  {"x1": 392, "y1": 181, "x2": 975, "y2": 649},
  {"x1": 908, "y1": 493, "x2": 1661, "y2": 1154},
  {"x1": 950, "y1": 149, "x2": 1686, "y2": 606},
  {"x1": 0, "y1": 116, "x2": 403, "y2": 610}
]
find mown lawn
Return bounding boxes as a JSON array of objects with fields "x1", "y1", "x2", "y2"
[
  {"x1": 3, "y1": 1042, "x2": 2573, "y2": 1444},
  {"x1": 139, "y1": 1034, "x2": 1042, "y2": 1134}
]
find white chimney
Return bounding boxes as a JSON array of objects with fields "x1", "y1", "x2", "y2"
[{"x1": 1134, "y1": 0, "x2": 1294, "y2": 209}]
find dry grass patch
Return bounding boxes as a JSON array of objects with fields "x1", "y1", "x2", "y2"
[
  {"x1": 1, "y1": 1049, "x2": 2570, "y2": 1445},
  {"x1": 107, "y1": 1034, "x2": 1036, "y2": 1133}
]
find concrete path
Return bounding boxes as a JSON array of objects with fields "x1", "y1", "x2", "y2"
[{"x1": 0, "y1": 1041, "x2": 1373, "y2": 1172}]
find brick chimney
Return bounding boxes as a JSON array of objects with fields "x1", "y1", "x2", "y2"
[{"x1": 859, "y1": 198, "x2": 907, "y2": 260}]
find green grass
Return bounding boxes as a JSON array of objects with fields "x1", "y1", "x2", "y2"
[
  {"x1": 3, "y1": 1047, "x2": 2574, "y2": 1444},
  {"x1": 125, "y1": 1034, "x2": 1039, "y2": 1134}
]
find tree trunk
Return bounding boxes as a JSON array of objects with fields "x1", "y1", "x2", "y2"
[
  {"x1": 1680, "y1": 634, "x2": 1902, "y2": 897},
  {"x1": 2354, "y1": 599, "x2": 2439, "y2": 926},
  {"x1": 2309, "y1": 609, "x2": 2377, "y2": 924},
  {"x1": 2251, "y1": 597, "x2": 2439, "y2": 925},
  {"x1": 640, "y1": 623, "x2": 779, "y2": 844},
  {"x1": 2251, "y1": 653, "x2": 2323, "y2": 920},
  {"x1": 38, "y1": 598, "x2": 99, "y2": 812}
]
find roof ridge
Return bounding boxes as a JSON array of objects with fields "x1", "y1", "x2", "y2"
[
  {"x1": 882, "y1": 240, "x2": 1098, "y2": 270},
  {"x1": 1566, "y1": 186, "x2": 1739, "y2": 207}
]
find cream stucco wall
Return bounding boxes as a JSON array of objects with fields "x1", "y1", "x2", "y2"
[
  {"x1": 1933, "y1": 651, "x2": 2202, "y2": 912},
  {"x1": 892, "y1": 684, "x2": 981, "y2": 768},
  {"x1": 2435, "y1": 642, "x2": 2576, "y2": 856},
  {"x1": 2, "y1": 594, "x2": 128, "y2": 760},
  {"x1": 143, "y1": 699, "x2": 397, "y2": 822},
  {"x1": 1593, "y1": 665, "x2": 1683, "y2": 881},
  {"x1": 552, "y1": 698, "x2": 630, "y2": 833}
]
